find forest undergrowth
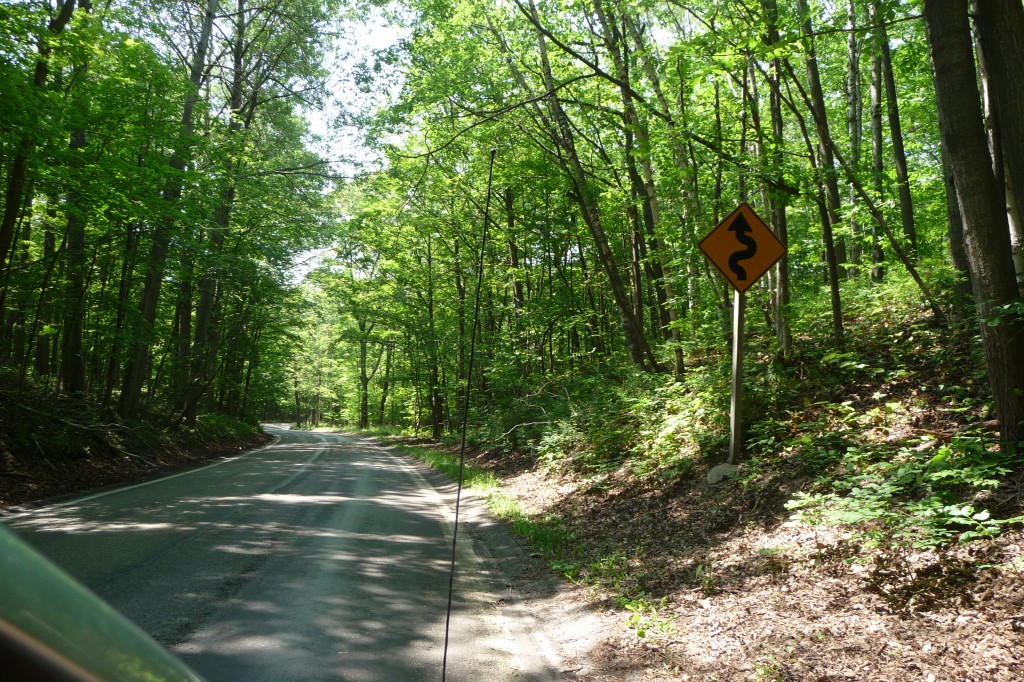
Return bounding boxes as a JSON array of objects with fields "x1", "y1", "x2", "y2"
[{"x1": 387, "y1": 280, "x2": 1024, "y2": 681}]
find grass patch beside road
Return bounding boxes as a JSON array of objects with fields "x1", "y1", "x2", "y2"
[{"x1": 383, "y1": 438, "x2": 571, "y2": 558}]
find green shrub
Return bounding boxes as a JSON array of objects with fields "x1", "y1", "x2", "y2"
[{"x1": 786, "y1": 434, "x2": 1023, "y2": 548}]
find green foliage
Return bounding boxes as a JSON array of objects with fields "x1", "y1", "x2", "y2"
[
  {"x1": 387, "y1": 439, "x2": 571, "y2": 558},
  {"x1": 622, "y1": 596, "x2": 676, "y2": 641},
  {"x1": 786, "y1": 434, "x2": 1023, "y2": 548},
  {"x1": 626, "y1": 370, "x2": 729, "y2": 480},
  {"x1": 191, "y1": 412, "x2": 260, "y2": 439},
  {"x1": 487, "y1": 498, "x2": 569, "y2": 557},
  {"x1": 387, "y1": 442, "x2": 499, "y2": 491},
  {"x1": 985, "y1": 298, "x2": 1024, "y2": 328}
]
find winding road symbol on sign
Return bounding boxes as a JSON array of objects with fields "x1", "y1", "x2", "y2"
[
  {"x1": 699, "y1": 202, "x2": 786, "y2": 293},
  {"x1": 727, "y1": 213, "x2": 758, "y2": 281}
]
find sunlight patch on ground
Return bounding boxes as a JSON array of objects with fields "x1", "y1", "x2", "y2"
[
  {"x1": 8, "y1": 514, "x2": 186, "y2": 534},
  {"x1": 185, "y1": 493, "x2": 350, "y2": 505}
]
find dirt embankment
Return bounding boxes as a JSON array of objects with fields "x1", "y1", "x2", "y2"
[{"x1": 0, "y1": 389, "x2": 268, "y2": 509}]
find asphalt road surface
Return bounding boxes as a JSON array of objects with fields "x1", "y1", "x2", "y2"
[{"x1": 3, "y1": 426, "x2": 561, "y2": 681}]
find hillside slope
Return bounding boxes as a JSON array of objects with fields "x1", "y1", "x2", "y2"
[
  {"x1": 0, "y1": 386, "x2": 268, "y2": 507},
  {"x1": 390, "y1": 303, "x2": 1024, "y2": 681}
]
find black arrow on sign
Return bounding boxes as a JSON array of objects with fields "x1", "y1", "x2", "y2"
[{"x1": 727, "y1": 213, "x2": 758, "y2": 281}]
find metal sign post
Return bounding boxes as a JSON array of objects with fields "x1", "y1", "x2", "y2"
[
  {"x1": 699, "y1": 203, "x2": 786, "y2": 475},
  {"x1": 729, "y1": 289, "x2": 745, "y2": 466}
]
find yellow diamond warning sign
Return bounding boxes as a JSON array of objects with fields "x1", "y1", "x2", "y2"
[{"x1": 699, "y1": 202, "x2": 787, "y2": 294}]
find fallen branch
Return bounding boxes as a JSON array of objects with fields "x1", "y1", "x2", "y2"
[{"x1": 501, "y1": 421, "x2": 553, "y2": 439}]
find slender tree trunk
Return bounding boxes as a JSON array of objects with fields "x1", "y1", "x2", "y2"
[
  {"x1": 59, "y1": 125, "x2": 88, "y2": 395},
  {"x1": 59, "y1": 28, "x2": 93, "y2": 396},
  {"x1": 172, "y1": 264, "x2": 193, "y2": 404},
  {"x1": 506, "y1": 188, "x2": 524, "y2": 314},
  {"x1": 182, "y1": 0, "x2": 249, "y2": 426},
  {"x1": 764, "y1": 0, "x2": 793, "y2": 359},
  {"x1": 868, "y1": 2, "x2": 886, "y2": 281},
  {"x1": 31, "y1": 206, "x2": 59, "y2": 379},
  {"x1": 846, "y1": 0, "x2": 863, "y2": 271},
  {"x1": 424, "y1": 236, "x2": 444, "y2": 439},
  {"x1": 627, "y1": 200, "x2": 644, "y2": 327},
  {"x1": 874, "y1": 0, "x2": 918, "y2": 257},
  {"x1": 924, "y1": 0, "x2": 1024, "y2": 447},
  {"x1": 359, "y1": 323, "x2": 370, "y2": 430},
  {"x1": 237, "y1": 320, "x2": 260, "y2": 418},
  {"x1": 377, "y1": 344, "x2": 392, "y2": 425},
  {"x1": 525, "y1": 0, "x2": 659, "y2": 371},
  {"x1": 4, "y1": 181, "x2": 35, "y2": 368},
  {"x1": 939, "y1": 139, "x2": 972, "y2": 307},
  {"x1": 102, "y1": 222, "x2": 138, "y2": 407},
  {"x1": 624, "y1": 11, "x2": 702, "y2": 324},
  {"x1": 615, "y1": 8, "x2": 685, "y2": 376},
  {"x1": 796, "y1": 0, "x2": 844, "y2": 349},
  {"x1": 598, "y1": 0, "x2": 688, "y2": 372}
]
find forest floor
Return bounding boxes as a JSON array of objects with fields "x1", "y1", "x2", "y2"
[{"x1": 443, "y1": 441, "x2": 1024, "y2": 681}]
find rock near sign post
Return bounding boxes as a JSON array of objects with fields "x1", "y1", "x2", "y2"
[{"x1": 699, "y1": 203, "x2": 787, "y2": 483}]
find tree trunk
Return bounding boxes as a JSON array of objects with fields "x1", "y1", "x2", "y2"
[
  {"x1": 868, "y1": 1, "x2": 886, "y2": 281},
  {"x1": 359, "y1": 324, "x2": 370, "y2": 430},
  {"x1": 764, "y1": 0, "x2": 793, "y2": 359},
  {"x1": 615, "y1": 10, "x2": 685, "y2": 376},
  {"x1": 796, "y1": 0, "x2": 845, "y2": 349},
  {"x1": 624, "y1": 10, "x2": 701, "y2": 348},
  {"x1": 526, "y1": 0, "x2": 659, "y2": 371},
  {"x1": 874, "y1": 0, "x2": 918, "y2": 257},
  {"x1": 182, "y1": 0, "x2": 249, "y2": 426},
  {"x1": 31, "y1": 205, "x2": 59, "y2": 380},
  {"x1": 974, "y1": 0, "x2": 1024, "y2": 297},
  {"x1": 924, "y1": 0, "x2": 1024, "y2": 447},
  {"x1": 424, "y1": 236, "x2": 444, "y2": 439},
  {"x1": 377, "y1": 344, "x2": 392, "y2": 425},
  {"x1": 846, "y1": 0, "x2": 863, "y2": 270},
  {"x1": 939, "y1": 140, "x2": 973, "y2": 309},
  {"x1": 101, "y1": 223, "x2": 138, "y2": 407},
  {"x1": 59, "y1": 124, "x2": 88, "y2": 396},
  {"x1": 59, "y1": 18, "x2": 94, "y2": 396}
]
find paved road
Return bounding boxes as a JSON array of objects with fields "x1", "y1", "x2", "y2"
[{"x1": 3, "y1": 426, "x2": 560, "y2": 681}]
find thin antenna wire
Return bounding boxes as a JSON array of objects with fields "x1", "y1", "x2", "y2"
[{"x1": 442, "y1": 148, "x2": 496, "y2": 681}]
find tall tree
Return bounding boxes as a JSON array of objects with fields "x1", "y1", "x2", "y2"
[
  {"x1": 58, "y1": 19, "x2": 92, "y2": 396},
  {"x1": 973, "y1": 0, "x2": 1024, "y2": 296},
  {"x1": 118, "y1": 0, "x2": 218, "y2": 419},
  {"x1": 518, "y1": 0, "x2": 660, "y2": 371},
  {"x1": 924, "y1": 0, "x2": 1024, "y2": 446},
  {"x1": 872, "y1": 0, "x2": 918, "y2": 257},
  {"x1": 762, "y1": 0, "x2": 792, "y2": 358},
  {"x1": 795, "y1": 0, "x2": 845, "y2": 349}
]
